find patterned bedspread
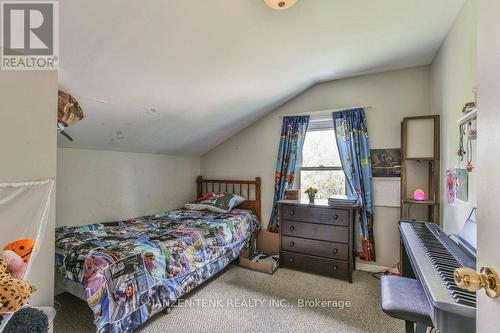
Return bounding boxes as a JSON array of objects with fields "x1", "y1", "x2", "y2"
[{"x1": 55, "y1": 209, "x2": 259, "y2": 332}]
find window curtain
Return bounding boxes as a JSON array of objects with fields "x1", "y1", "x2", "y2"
[
  {"x1": 332, "y1": 108, "x2": 375, "y2": 261},
  {"x1": 268, "y1": 116, "x2": 309, "y2": 232}
]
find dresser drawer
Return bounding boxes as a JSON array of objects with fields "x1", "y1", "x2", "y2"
[
  {"x1": 281, "y1": 220, "x2": 348, "y2": 243},
  {"x1": 281, "y1": 236, "x2": 348, "y2": 260},
  {"x1": 281, "y1": 251, "x2": 349, "y2": 279},
  {"x1": 280, "y1": 204, "x2": 349, "y2": 226}
]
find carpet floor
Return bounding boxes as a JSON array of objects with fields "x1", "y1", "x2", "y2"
[{"x1": 54, "y1": 265, "x2": 403, "y2": 333}]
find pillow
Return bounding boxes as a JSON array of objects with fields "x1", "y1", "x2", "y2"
[{"x1": 185, "y1": 193, "x2": 246, "y2": 213}]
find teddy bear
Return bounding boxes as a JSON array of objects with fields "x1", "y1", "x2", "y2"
[{"x1": 0, "y1": 257, "x2": 36, "y2": 314}]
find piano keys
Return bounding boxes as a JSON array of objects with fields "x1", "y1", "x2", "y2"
[{"x1": 399, "y1": 220, "x2": 476, "y2": 333}]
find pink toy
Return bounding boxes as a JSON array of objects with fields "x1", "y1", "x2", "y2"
[
  {"x1": 2, "y1": 250, "x2": 27, "y2": 279},
  {"x1": 413, "y1": 189, "x2": 425, "y2": 201}
]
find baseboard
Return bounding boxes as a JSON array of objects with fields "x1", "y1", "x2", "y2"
[{"x1": 355, "y1": 262, "x2": 399, "y2": 274}]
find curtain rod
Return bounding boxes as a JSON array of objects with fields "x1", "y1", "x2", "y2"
[{"x1": 278, "y1": 106, "x2": 372, "y2": 118}]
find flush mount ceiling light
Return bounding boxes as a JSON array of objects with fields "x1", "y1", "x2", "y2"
[{"x1": 264, "y1": 0, "x2": 298, "y2": 10}]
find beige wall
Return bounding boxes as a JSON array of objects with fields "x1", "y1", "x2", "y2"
[
  {"x1": 0, "y1": 70, "x2": 58, "y2": 306},
  {"x1": 431, "y1": 0, "x2": 477, "y2": 235},
  {"x1": 201, "y1": 66, "x2": 432, "y2": 268},
  {"x1": 56, "y1": 148, "x2": 200, "y2": 227}
]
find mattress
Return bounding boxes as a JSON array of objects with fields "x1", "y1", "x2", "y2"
[{"x1": 55, "y1": 208, "x2": 259, "y2": 332}]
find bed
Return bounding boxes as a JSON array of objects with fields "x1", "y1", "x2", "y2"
[{"x1": 54, "y1": 177, "x2": 261, "y2": 332}]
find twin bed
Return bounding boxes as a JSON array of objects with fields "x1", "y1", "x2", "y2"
[{"x1": 55, "y1": 177, "x2": 261, "y2": 332}]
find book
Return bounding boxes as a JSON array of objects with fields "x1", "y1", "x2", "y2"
[{"x1": 328, "y1": 194, "x2": 358, "y2": 207}]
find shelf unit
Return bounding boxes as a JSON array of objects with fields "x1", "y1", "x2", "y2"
[{"x1": 400, "y1": 115, "x2": 440, "y2": 224}]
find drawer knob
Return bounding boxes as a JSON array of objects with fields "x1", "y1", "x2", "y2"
[
  {"x1": 289, "y1": 258, "x2": 295, "y2": 263},
  {"x1": 289, "y1": 226, "x2": 295, "y2": 231},
  {"x1": 290, "y1": 241, "x2": 295, "y2": 247},
  {"x1": 333, "y1": 248, "x2": 338, "y2": 254},
  {"x1": 334, "y1": 214, "x2": 339, "y2": 220},
  {"x1": 333, "y1": 265, "x2": 338, "y2": 271},
  {"x1": 289, "y1": 210, "x2": 295, "y2": 215}
]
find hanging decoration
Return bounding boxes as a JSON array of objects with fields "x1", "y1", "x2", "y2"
[
  {"x1": 446, "y1": 169, "x2": 457, "y2": 205},
  {"x1": 456, "y1": 168, "x2": 469, "y2": 201},
  {"x1": 457, "y1": 98, "x2": 477, "y2": 172}
]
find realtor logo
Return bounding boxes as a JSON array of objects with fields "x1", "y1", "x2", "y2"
[{"x1": 1, "y1": 1, "x2": 58, "y2": 70}]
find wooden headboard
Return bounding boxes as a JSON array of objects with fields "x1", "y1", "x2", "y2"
[{"x1": 196, "y1": 176, "x2": 261, "y2": 221}]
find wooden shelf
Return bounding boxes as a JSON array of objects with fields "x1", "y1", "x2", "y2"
[
  {"x1": 403, "y1": 157, "x2": 438, "y2": 161},
  {"x1": 400, "y1": 115, "x2": 440, "y2": 225},
  {"x1": 401, "y1": 199, "x2": 439, "y2": 205}
]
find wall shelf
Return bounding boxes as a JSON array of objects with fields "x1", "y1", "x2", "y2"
[
  {"x1": 457, "y1": 108, "x2": 477, "y2": 125},
  {"x1": 402, "y1": 199, "x2": 439, "y2": 205},
  {"x1": 400, "y1": 115, "x2": 440, "y2": 224},
  {"x1": 403, "y1": 157, "x2": 438, "y2": 161}
]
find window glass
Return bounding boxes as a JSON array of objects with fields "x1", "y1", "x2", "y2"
[
  {"x1": 300, "y1": 128, "x2": 345, "y2": 200},
  {"x1": 302, "y1": 129, "x2": 341, "y2": 167}
]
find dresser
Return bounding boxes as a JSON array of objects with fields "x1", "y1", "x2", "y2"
[{"x1": 278, "y1": 199, "x2": 355, "y2": 282}]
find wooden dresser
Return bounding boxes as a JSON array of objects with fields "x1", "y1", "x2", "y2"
[{"x1": 278, "y1": 199, "x2": 355, "y2": 282}]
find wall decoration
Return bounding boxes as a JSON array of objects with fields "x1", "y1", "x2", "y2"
[
  {"x1": 456, "y1": 168, "x2": 468, "y2": 201},
  {"x1": 370, "y1": 148, "x2": 401, "y2": 177},
  {"x1": 446, "y1": 169, "x2": 456, "y2": 205}
]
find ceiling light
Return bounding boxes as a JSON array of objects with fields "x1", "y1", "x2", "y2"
[{"x1": 264, "y1": 0, "x2": 298, "y2": 10}]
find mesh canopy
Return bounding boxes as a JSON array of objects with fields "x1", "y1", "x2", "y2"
[
  {"x1": 0, "y1": 179, "x2": 54, "y2": 278},
  {"x1": 0, "y1": 179, "x2": 53, "y2": 329}
]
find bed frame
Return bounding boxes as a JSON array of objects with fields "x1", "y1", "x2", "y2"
[
  {"x1": 56, "y1": 176, "x2": 262, "y2": 303},
  {"x1": 196, "y1": 176, "x2": 261, "y2": 221}
]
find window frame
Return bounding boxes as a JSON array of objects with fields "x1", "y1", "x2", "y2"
[{"x1": 298, "y1": 123, "x2": 347, "y2": 196}]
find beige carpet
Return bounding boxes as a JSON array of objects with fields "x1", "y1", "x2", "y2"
[{"x1": 54, "y1": 265, "x2": 403, "y2": 333}]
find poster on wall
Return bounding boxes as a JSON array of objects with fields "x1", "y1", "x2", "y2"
[
  {"x1": 446, "y1": 169, "x2": 457, "y2": 205},
  {"x1": 456, "y1": 168, "x2": 469, "y2": 201},
  {"x1": 370, "y1": 148, "x2": 401, "y2": 177}
]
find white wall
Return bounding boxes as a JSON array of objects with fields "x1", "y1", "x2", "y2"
[
  {"x1": 477, "y1": 0, "x2": 500, "y2": 330},
  {"x1": 201, "y1": 66, "x2": 432, "y2": 268},
  {"x1": 0, "y1": 69, "x2": 58, "y2": 307},
  {"x1": 431, "y1": 0, "x2": 477, "y2": 235},
  {"x1": 57, "y1": 148, "x2": 200, "y2": 226}
]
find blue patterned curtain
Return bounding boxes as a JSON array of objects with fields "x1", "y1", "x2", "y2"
[
  {"x1": 268, "y1": 116, "x2": 309, "y2": 232},
  {"x1": 332, "y1": 109, "x2": 375, "y2": 261}
]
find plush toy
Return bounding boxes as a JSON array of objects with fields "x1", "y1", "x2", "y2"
[
  {"x1": 3, "y1": 307, "x2": 49, "y2": 333},
  {"x1": 0, "y1": 257, "x2": 36, "y2": 314},
  {"x1": 1, "y1": 251, "x2": 27, "y2": 279},
  {"x1": 3, "y1": 240, "x2": 35, "y2": 263}
]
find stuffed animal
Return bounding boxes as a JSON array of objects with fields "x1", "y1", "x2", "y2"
[
  {"x1": 3, "y1": 307, "x2": 49, "y2": 333},
  {"x1": 1, "y1": 251, "x2": 27, "y2": 279},
  {"x1": 0, "y1": 257, "x2": 36, "y2": 314},
  {"x1": 3, "y1": 240, "x2": 35, "y2": 263}
]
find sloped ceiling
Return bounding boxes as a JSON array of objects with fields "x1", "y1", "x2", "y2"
[{"x1": 58, "y1": 0, "x2": 465, "y2": 155}]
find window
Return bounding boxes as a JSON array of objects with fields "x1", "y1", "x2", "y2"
[{"x1": 299, "y1": 118, "x2": 345, "y2": 200}]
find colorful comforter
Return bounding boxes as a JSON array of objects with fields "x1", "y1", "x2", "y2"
[{"x1": 55, "y1": 209, "x2": 259, "y2": 333}]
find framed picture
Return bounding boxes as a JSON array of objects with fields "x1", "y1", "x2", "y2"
[
  {"x1": 370, "y1": 148, "x2": 401, "y2": 177},
  {"x1": 456, "y1": 168, "x2": 468, "y2": 201},
  {"x1": 446, "y1": 169, "x2": 456, "y2": 205}
]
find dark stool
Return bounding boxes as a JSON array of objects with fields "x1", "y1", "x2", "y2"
[{"x1": 381, "y1": 275, "x2": 434, "y2": 333}]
